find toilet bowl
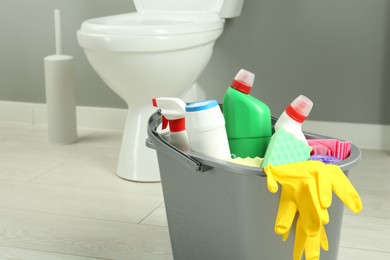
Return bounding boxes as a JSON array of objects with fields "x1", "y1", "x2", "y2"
[{"x1": 77, "y1": 0, "x2": 245, "y2": 182}]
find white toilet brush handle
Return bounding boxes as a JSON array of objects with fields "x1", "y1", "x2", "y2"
[{"x1": 54, "y1": 9, "x2": 61, "y2": 55}]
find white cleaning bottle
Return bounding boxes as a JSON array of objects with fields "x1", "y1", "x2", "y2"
[
  {"x1": 185, "y1": 100, "x2": 231, "y2": 160},
  {"x1": 275, "y1": 95, "x2": 313, "y2": 143},
  {"x1": 152, "y1": 97, "x2": 190, "y2": 152}
]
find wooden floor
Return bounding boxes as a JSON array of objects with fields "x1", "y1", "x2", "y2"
[{"x1": 0, "y1": 122, "x2": 388, "y2": 260}]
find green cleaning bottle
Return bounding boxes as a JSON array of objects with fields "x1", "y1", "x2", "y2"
[{"x1": 223, "y1": 69, "x2": 272, "y2": 158}]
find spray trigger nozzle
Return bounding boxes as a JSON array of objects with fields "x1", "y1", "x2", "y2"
[{"x1": 152, "y1": 97, "x2": 187, "y2": 132}]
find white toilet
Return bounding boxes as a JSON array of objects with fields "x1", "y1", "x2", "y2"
[{"x1": 77, "y1": 0, "x2": 245, "y2": 182}]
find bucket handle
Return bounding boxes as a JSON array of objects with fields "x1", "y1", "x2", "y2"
[{"x1": 146, "y1": 110, "x2": 211, "y2": 172}]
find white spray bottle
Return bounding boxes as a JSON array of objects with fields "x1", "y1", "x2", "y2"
[{"x1": 152, "y1": 97, "x2": 190, "y2": 152}]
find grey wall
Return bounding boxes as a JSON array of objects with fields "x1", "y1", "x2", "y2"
[
  {"x1": 0, "y1": 0, "x2": 131, "y2": 108},
  {"x1": 1, "y1": 0, "x2": 389, "y2": 124}
]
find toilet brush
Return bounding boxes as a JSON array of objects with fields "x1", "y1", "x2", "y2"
[{"x1": 44, "y1": 9, "x2": 77, "y2": 144}]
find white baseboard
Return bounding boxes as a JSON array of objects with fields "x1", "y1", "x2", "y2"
[
  {"x1": 0, "y1": 101, "x2": 388, "y2": 150},
  {"x1": 0, "y1": 101, "x2": 127, "y2": 131},
  {"x1": 303, "y1": 120, "x2": 389, "y2": 151},
  {"x1": 0, "y1": 101, "x2": 34, "y2": 124}
]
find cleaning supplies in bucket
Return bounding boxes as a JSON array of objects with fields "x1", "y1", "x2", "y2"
[
  {"x1": 223, "y1": 69, "x2": 272, "y2": 158},
  {"x1": 148, "y1": 72, "x2": 361, "y2": 260},
  {"x1": 152, "y1": 97, "x2": 190, "y2": 152},
  {"x1": 185, "y1": 100, "x2": 231, "y2": 160}
]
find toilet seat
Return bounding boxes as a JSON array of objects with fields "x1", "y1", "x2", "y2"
[
  {"x1": 78, "y1": 12, "x2": 224, "y2": 52},
  {"x1": 79, "y1": 12, "x2": 223, "y2": 36},
  {"x1": 79, "y1": 0, "x2": 225, "y2": 36}
]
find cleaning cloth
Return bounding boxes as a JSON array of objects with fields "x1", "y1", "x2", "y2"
[
  {"x1": 264, "y1": 161, "x2": 362, "y2": 260},
  {"x1": 310, "y1": 155, "x2": 341, "y2": 164},
  {"x1": 308, "y1": 139, "x2": 351, "y2": 160}
]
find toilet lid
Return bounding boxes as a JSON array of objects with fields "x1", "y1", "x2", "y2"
[
  {"x1": 134, "y1": 0, "x2": 223, "y2": 13},
  {"x1": 79, "y1": 12, "x2": 223, "y2": 35}
]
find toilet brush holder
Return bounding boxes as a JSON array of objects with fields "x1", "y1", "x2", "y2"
[{"x1": 44, "y1": 9, "x2": 77, "y2": 144}]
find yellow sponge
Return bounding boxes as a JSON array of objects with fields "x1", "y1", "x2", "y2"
[
  {"x1": 227, "y1": 157, "x2": 263, "y2": 167},
  {"x1": 261, "y1": 128, "x2": 312, "y2": 167}
]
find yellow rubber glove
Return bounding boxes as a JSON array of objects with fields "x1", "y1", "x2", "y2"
[
  {"x1": 293, "y1": 218, "x2": 328, "y2": 260},
  {"x1": 265, "y1": 161, "x2": 329, "y2": 236},
  {"x1": 274, "y1": 187, "x2": 297, "y2": 236},
  {"x1": 265, "y1": 164, "x2": 327, "y2": 260},
  {"x1": 275, "y1": 187, "x2": 329, "y2": 260},
  {"x1": 267, "y1": 175, "x2": 327, "y2": 260},
  {"x1": 274, "y1": 186, "x2": 329, "y2": 260},
  {"x1": 314, "y1": 164, "x2": 362, "y2": 213},
  {"x1": 264, "y1": 161, "x2": 362, "y2": 260},
  {"x1": 279, "y1": 212, "x2": 329, "y2": 260}
]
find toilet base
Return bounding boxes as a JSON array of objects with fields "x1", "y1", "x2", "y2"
[
  {"x1": 117, "y1": 105, "x2": 161, "y2": 182},
  {"x1": 116, "y1": 83, "x2": 206, "y2": 182}
]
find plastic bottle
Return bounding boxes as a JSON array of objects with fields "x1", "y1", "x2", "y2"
[
  {"x1": 274, "y1": 95, "x2": 313, "y2": 143},
  {"x1": 152, "y1": 97, "x2": 190, "y2": 152},
  {"x1": 185, "y1": 100, "x2": 231, "y2": 160},
  {"x1": 223, "y1": 69, "x2": 272, "y2": 158}
]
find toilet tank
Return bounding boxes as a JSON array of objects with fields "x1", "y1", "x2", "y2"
[
  {"x1": 134, "y1": 0, "x2": 245, "y2": 18},
  {"x1": 220, "y1": 0, "x2": 245, "y2": 18}
]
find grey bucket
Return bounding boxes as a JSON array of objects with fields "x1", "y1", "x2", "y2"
[{"x1": 146, "y1": 110, "x2": 361, "y2": 260}]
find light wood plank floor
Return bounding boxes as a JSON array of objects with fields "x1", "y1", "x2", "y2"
[{"x1": 0, "y1": 122, "x2": 388, "y2": 259}]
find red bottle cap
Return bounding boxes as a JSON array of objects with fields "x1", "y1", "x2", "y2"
[
  {"x1": 285, "y1": 95, "x2": 313, "y2": 123},
  {"x1": 231, "y1": 69, "x2": 255, "y2": 94}
]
